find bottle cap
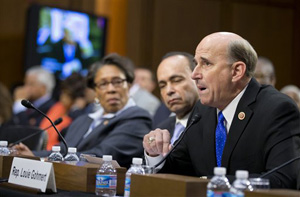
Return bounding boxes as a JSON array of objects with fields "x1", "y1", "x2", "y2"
[
  {"x1": 0, "y1": 141, "x2": 8, "y2": 146},
  {"x1": 52, "y1": 146, "x2": 61, "y2": 152},
  {"x1": 103, "y1": 155, "x2": 112, "y2": 161},
  {"x1": 68, "y1": 147, "x2": 77, "y2": 153},
  {"x1": 235, "y1": 170, "x2": 249, "y2": 179},
  {"x1": 132, "y1": 157, "x2": 143, "y2": 165},
  {"x1": 214, "y1": 167, "x2": 226, "y2": 175}
]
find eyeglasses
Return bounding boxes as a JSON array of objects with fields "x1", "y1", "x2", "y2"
[{"x1": 95, "y1": 78, "x2": 127, "y2": 90}]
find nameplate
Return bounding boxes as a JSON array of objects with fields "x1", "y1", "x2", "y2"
[{"x1": 8, "y1": 157, "x2": 56, "y2": 193}]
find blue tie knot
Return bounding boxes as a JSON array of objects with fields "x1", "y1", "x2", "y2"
[{"x1": 218, "y1": 111, "x2": 225, "y2": 123}]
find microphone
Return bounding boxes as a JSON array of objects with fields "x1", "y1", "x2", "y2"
[
  {"x1": 21, "y1": 100, "x2": 69, "y2": 156},
  {"x1": 9, "y1": 117, "x2": 63, "y2": 147},
  {"x1": 154, "y1": 114, "x2": 201, "y2": 168},
  {"x1": 259, "y1": 156, "x2": 300, "y2": 178}
]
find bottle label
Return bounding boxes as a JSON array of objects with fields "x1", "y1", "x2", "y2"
[
  {"x1": 230, "y1": 194, "x2": 244, "y2": 197},
  {"x1": 124, "y1": 177, "x2": 131, "y2": 192},
  {"x1": 95, "y1": 174, "x2": 117, "y2": 189},
  {"x1": 207, "y1": 190, "x2": 231, "y2": 197}
]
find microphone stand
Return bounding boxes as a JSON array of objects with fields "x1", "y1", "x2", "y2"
[
  {"x1": 21, "y1": 100, "x2": 69, "y2": 157},
  {"x1": 9, "y1": 118, "x2": 62, "y2": 147},
  {"x1": 259, "y1": 156, "x2": 300, "y2": 178}
]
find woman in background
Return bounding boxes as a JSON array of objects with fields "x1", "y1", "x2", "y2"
[{"x1": 39, "y1": 73, "x2": 86, "y2": 150}]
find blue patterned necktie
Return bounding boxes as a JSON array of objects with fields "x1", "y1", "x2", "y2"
[{"x1": 215, "y1": 111, "x2": 227, "y2": 167}]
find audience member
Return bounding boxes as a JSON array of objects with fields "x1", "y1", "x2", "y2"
[
  {"x1": 154, "y1": 52, "x2": 199, "y2": 143},
  {"x1": 14, "y1": 53, "x2": 152, "y2": 168},
  {"x1": 11, "y1": 66, "x2": 56, "y2": 127},
  {"x1": 144, "y1": 32, "x2": 300, "y2": 189},
  {"x1": 0, "y1": 82, "x2": 13, "y2": 131},
  {"x1": 254, "y1": 56, "x2": 276, "y2": 87},
  {"x1": 280, "y1": 85, "x2": 300, "y2": 109},
  {"x1": 130, "y1": 67, "x2": 160, "y2": 117},
  {"x1": 40, "y1": 72, "x2": 87, "y2": 150},
  {"x1": 134, "y1": 67, "x2": 156, "y2": 93}
]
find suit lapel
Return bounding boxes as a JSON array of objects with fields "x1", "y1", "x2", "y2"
[
  {"x1": 203, "y1": 107, "x2": 218, "y2": 171},
  {"x1": 222, "y1": 78, "x2": 260, "y2": 168},
  {"x1": 168, "y1": 117, "x2": 176, "y2": 136},
  {"x1": 71, "y1": 117, "x2": 94, "y2": 147},
  {"x1": 77, "y1": 117, "x2": 116, "y2": 150}
]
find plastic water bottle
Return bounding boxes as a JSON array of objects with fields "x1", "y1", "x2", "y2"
[
  {"x1": 64, "y1": 147, "x2": 79, "y2": 163},
  {"x1": 230, "y1": 170, "x2": 253, "y2": 197},
  {"x1": 95, "y1": 155, "x2": 117, "y2": 196},
  {"x1": 124, "y1": 157, "x2": 145, "y2": 197},
  {"x1": 207, "y1": 167, "x2": 231, "y2": 197},
  {"x1": 48, "y1": 146, "x2": 64, "y2": 162},
  {"x1": 0, "y1": 141, "x2": 10, "y2": 156}
]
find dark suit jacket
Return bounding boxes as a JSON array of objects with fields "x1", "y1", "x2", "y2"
[
  {"x1": 160, "y1": 78, "x2": 300, "y2": 189},
  {"x1": 156, "y1": 116, "x2": 176, "y2": 137},
  {"x1": 35, "y1": 106, "x2": 152, "y2": 168},
  {"x1": 12, "y1": 98, "x2": 56, "y2": 127}
]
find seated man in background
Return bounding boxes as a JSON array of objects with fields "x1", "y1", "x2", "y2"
[
  {"x1": 152, "y1": 52, "x2": 199, "y2": 144},
  {"x1": 134, "y1": 67, "x2": 157, "y2": 93},
  {"x1": 130, "y1": 67, "x2": 161, "y2": 117},
  {"x1": 254, "y1": 56, "x2": 276, "y2": 87},
  {"x1": 144, "y1": 32, "x2": 300, "y2": 189},
  {"x1": 280, "y1": 85, "x2": 300, "y2": 110},
  {"x1": 12, "y1": 66, "x2": 56, "y2": 127},
  {"x1": 14, "y1": 53, "x2": 153, "y2": 168}
]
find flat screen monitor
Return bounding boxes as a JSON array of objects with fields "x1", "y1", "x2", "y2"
[{"x1": 25, "y1": 4, "x2": 108, "y2": 79}]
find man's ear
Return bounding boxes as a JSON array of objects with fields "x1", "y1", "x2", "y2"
[{"x1": 231, "y1": 61, "x2": 246, "y2": 82}]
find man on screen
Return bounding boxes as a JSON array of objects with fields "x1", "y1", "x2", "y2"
[{"x1": 144, "y1": 32, "x2": 300, "y2": 189}]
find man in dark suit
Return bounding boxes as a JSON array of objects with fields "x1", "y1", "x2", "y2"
[
  {"x1": 12, "y1": 66, "x2": 56, "y2": 127},
  {"x1": 154, "y1": 52, "x2": 199, "y2": 144},
  {"x1": 143, "y1": 32, "x2": 300, "y2": 188},
  {"x1": 14, "y1": 53, "x2": 152, "y2": 168}
]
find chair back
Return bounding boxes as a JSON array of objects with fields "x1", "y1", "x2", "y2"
[{"x1": 0, "y1": 125, "x2": 47, "y2": 150}]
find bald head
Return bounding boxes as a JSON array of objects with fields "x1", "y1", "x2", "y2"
[
  {"x1": 197, "y1": 32, "x2": 257, "y2": 77},
  {"x1": 192, "y1": 32, "x2": 258, "y2": 110}
]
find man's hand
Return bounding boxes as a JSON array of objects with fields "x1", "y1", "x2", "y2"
[
  {"x1": 13, "y1": 143, "x2": 34, "y2": 156},
  {"x1": 143, "y1": 129, "x2": 171, "y2": 157},
  {"x1": 13, "y1": 86, "x2": 30, "y2": 101}
]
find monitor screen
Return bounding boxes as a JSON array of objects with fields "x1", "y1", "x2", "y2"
[{"x1": 25, "y1": 4, "x2": 107, "y2": 79}]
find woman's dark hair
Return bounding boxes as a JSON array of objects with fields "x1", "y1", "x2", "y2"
[
  {"x1": 61, "y1": 72, "x2": 86, "y2": 99},
  {"x1": 87, "y1": 53, "x2": 135, "y2": 89}
]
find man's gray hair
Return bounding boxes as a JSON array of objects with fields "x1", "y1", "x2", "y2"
[
  {"x1": 228, "y1": 39, "x2": 258, "y2": 77},
  {"x1": 26, "y1": 66, "x2": 55, "y2": 94}
]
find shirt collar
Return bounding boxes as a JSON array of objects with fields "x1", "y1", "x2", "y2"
[
  {"x1": 88, "y1": 98, "x2": 136, "y2": 121},
  {"x1": 218, "y1": 84, "x2": 248, "y2": 131},
  {"x1": 175, "y1": 112, "x2": 191, "y2": 127}
]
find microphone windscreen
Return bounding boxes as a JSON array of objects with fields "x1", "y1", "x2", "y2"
[
  {"x1": 21, "y1": 99, "x2": 33, "y2": 109},
  {"x1": 192, "y1": 114, "x2": 201, "y2": 122},
  {"x1": 54, "y1": 117, "x2": 63, "y2": 125}
]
